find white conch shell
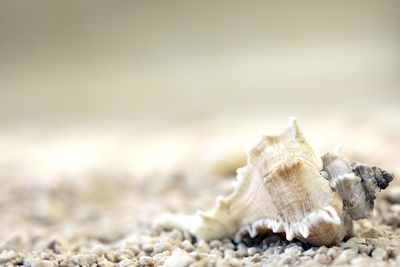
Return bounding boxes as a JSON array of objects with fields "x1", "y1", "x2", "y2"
[
  {"x1": 164, "y1": 117, "x2": 393, "y2": 246},
  {"x1": 169, "y1": 118, "x2": 352, "y2": 246}
]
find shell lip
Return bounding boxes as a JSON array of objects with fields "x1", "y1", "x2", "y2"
[{"x1": 234, "y1": 204, "x2": 342, "y2": 243}]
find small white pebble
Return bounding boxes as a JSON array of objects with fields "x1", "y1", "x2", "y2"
[
  {"x1": 334, "y1": 249, "x2": 356, "y2": 264},
  {"x1": 163, "y1": 249, "x2": 194, "y2": 267},
  {"x1": 0, "y1": 250, "x2": 16, "y2": 262},
  {"x1": 72, "y1": 254, "x2": 87, "y2": 265},
  {"x1": 92, "y1": 244, "x2": 107, "y2": 255},
  {"x1": 154, "y1": 242, "x2": 172, "y2": 254},
  {"x1": 106, "y1": 251, "x2": 117, "y2": 262},
  {"x1": 141, "y1": 243, "x2": 154, "y2": 253},
  {"x1": 196, "y1": 240, "x2": 210, "y2": 253},
  {"x1": 371, "y1": 247, "x2": 388, "y2": 260},
  {"x1": 316, "y1": 246, "x2": 328, "y2": 254},
  {"x1": 181, "y1": 240, "x2": 195, "y2": 252},
  {"x1": 284, "y1": 246, "x2": 302, "y2": 255}
]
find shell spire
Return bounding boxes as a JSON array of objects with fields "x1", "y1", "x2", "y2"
[{"x1": 322, "y1": 147, "x2": 394, "y2": 220}]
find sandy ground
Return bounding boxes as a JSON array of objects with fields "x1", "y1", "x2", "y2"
[{"x1": 0, "y1": 113, "x2": 399, "y2": 266}]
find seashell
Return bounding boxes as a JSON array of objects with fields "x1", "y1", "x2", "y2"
[
  {"x1": 322, "y1": 149, "x2": 394, "y2": 220},
  {"x1": 165, "y1": 117, "x2": 394, "y2": 246}
]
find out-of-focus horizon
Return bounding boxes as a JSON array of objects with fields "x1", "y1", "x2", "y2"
[{"x1": 0, "y1": 1, "x2": 399, "y2": 126}]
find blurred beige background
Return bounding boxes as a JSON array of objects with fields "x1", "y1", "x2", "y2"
[{"x1": 0, "y1": 1, "x2": 399, "y2": 125}]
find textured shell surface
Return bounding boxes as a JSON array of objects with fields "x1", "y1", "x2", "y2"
[
  {"x1": 164, "y1": 117, "x2": 393, "y2": 246},
  {"x1": 171, "y1": 118, "x2": 351, "y2": 246}
]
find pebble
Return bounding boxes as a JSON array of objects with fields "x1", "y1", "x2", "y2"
[
  {"x1": 303, "y1": 248, "x2": 316, "y2": 257},
  {"x1": 98, "y1": 258, "x2": 114, "y2": 267},
  {"x1": 223, "y1": 249, "x2": 235, "y2": 258},
  {"x1": 359, "y1": 244, "x2": 373, "y2": 255},
  {"x1": 334, "y1": 249, "x2": 356, "y2": 264},
  {"x1": 153, "y1": 242, "x2": 172, "y2": 254},
  {"x1": 168, "y1": 230, "x2": 183, "y2": 241},
  {"x1": 196, "y1": 240, "x2": 210, "y2": 253},
  {"x1": 326, "y1": 246, "x2": 340, "y2": 258},
  {"x1": 222, "y1": 242, "x2": 235, "y2": 250},
  {"x1": 46, "y1": 235, "x2": 70, "y2": 253},
  {"x1": 181, "y1": 240, "x2": 195, "y2": 252},
  {"x1": 385, "y1": 214, "x2": 400, "y2": 227},
  {"x1": 284, "y1": 245, "x2": 302, "y2": 255},
  {"x1": 350, "y1": 257, "x2": 371, "y2": 265},
  {"x1": 299, "y1": 256, "x2": 312, "y2": 262},
  {"x1": 153, "y1": 251, "x2": 170, "y2": 265},
  {"x1": 372, "y1": 247, "x2": 388, "y2": 260},
  {"x1": 210, "y1": 248, "x2": 223, "y2": 257},
  {"x1": 92, "y1": 244, "x2": 107, "y2": 255},
  {"x1": 361, "y1": 228, "x2": 380, "y2": 239},
  {"x1": 247, "y1": 247, "x2": 258, "y2": 256},
  {"x1": 118, "y1": 259, "x2": 132, "y2": 266},
  {"x1": 316, "y1": 246, "x2": 328, "y2": 254},
  {"x1": 342, "y1": 238, "x2": 360, "y2": 253},
  {"x1": 139, "y1": 256, "x2": 154, "y2": 266},
  {"x1": 277, "y1": 254, "x2": 294, "y2": 265},
  {"x1": 386, "y1": 186, "x2": 400, "y2": 203},
  {"x1": 141, "y1": 243, "x2": 154, "y2": 254},
  {"x1": 215, "y1": 259, "x2": 231, "y2": 267},
  {"x1": 314, "y1": 253, "x2": 331, "y2": 264},
  {"x1": 42, "y1": 260, "x2": 57, "y2": 267},
  {"x1": 71, "y1": 254, "x2": 87, "y2": 265},
  {"x1": 0, "y1": 250, "x2": 16, "y2": 262},
  {"x1": 251, "y1": 253, "x2": 261, "y2": 263},
  {"x1": 106, "y1": 250, "x2": 118, "y2": 262},
  {"x1": 163, "y1": 249, "x2": 194, "y2": 267},
  {"x1": 209, "y1": 240, "x2": 223, "y2": 249}
]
